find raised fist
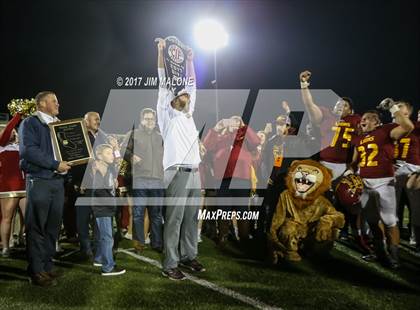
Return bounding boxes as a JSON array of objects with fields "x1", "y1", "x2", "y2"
[
  {"x1": 376, "y1": 98, "x2": 395, "y2": 111},
  {"x1": 214, "y1": 119, "x2": 225, "y2": 132},
  {"x1": 155, "y1": 38, "x2": 166, "y2": 50},
  {"x1": 186, "y1": 47, "x2": 194, "y2": 61},
  {"x1": 281, "y1": 100, "x2": 291, "y2": 114},
  {"x1": 299, "y1": 70, "x2": 311, "y2": 82}
]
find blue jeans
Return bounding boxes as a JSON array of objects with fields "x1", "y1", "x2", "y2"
[
  {"x1": 94, "y1": 217, "x2": 115, "y2": 272},
  {"x1": 132, "y1": 178, "x2": 164, "y2": 248}
]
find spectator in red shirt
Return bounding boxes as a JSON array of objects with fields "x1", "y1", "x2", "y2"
[{"x1": 203, "y1": 116, "x2": 260, "y2": 245}]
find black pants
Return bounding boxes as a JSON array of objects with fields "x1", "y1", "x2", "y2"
[{"x1": 25, "y1": 177, "x2": 64, "y2": 274}]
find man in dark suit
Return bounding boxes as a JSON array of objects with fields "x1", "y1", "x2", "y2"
[{"x1": 19, "y1": 91, "x2": 72, "y2": 287}]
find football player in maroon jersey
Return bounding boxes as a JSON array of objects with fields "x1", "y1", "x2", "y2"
[
  {"x1": 300, "y1": 70, "x2": 361, "y2": 181},
  {"x1": 299, "y1": 70, "x2": 364, "y2": 247},
  {"x1": 347, "y1": 99, "x2": 414, "y2": 268},
  {"x1": 393, "y1": 102, "x2": 420, "y2": 246}
]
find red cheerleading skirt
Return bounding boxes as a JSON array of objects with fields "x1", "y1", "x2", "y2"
[{"x1": 0, "y1": 150, "x2": 26, "y2": 198}]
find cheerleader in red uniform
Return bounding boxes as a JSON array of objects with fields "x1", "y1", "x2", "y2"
[{"x1": 0, "y1": 113, "x2": 26, "y2": 257}]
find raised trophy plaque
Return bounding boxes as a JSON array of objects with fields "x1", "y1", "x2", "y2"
[
  {"x1": 160, "y1": 36, "x2": 189, "y2": 94},
  {"x1": 49, "y1": 118, "x2": 93, "y2": 165}
]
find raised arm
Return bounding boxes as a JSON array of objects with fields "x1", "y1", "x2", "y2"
[
  {"x1": 0, "y1": 113, "x2": 21, "y2": 146},
  {"x1": 377, "y1": 98, "x2": 414, "y2": 140},
  {"x1": 185, "y1": 48, "x2": 196, "y2": 114},
  {"x1": 299, "y1": 70, "x2": 323, "y2": 126},
  {"x1": 244, "y1": 126, "x2": 261, "y2": 151},
  {"x1": 157, "y1": 38, "x2": 165, "y2": 70},
  {"x1": 155, "y1": 38, "x2": 169, "y2": 135},
  {"x1": 390, "y1": 110, "x2": 414, "y2": 140},
  {"x1": 202, "y1": 120, "x2": 226, "y2": 152}
]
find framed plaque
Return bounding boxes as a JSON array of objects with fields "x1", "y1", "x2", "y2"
[
  {"x1": 49, "y1": 118, "x2": 93, "y2": 166},
  {"x1": 162, "y1": 36, "x2": 189, "y2": 94}
]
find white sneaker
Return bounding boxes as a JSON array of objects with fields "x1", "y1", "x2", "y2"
[
  {"x1": 124, "y1": 233, "x2": 133, "y2": 240},
  {"x1": 9, "y1": 235, "x2": 18, "y2": 248},
  {"x1": 1, "y1": 248, "x2": 10, "y2": 258},
  {"x1": 145, "y1": 236, "x2": 151, "y2": 245},
  {"x1": 101, "y1": 266, "x2": 126, "y2": 276},
  {"x1": 409, "y1": 236, "x2": 417, "y2": 246}
]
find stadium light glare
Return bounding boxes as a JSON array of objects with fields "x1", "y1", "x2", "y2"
[{"x1": 194, "y1": 19, "x2": 228, "y2": 51}]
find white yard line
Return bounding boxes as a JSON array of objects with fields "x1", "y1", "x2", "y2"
[{"x1": 117, "y1": 248, "x2": 282, "y2": 310}]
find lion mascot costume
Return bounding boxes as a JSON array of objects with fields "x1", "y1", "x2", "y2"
[{"x1": 268, "y1": 159, "x2": 345, "y2": 263}]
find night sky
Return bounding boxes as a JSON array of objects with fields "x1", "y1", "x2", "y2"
[{"x1": 1, "y1": 0, "x2": 419, "y2": 123}]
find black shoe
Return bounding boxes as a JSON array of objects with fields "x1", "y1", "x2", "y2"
[
  {"x1": 162, "y1": 268, "x2": 186, "y2": 280},
  {"x1": 388, "y1": 245, "x2": 400, "y2": 269},
  {"x1": 361, "y1": 253, "x2": 377, "y2": 262},
  {"x1": 339, "y1": 230, "x2": 349, "y2": 241},
  {"x1": 101, "y1": 266, "x2": 126, "y2": 276},
  {"x1": 378, "y1": 253, "x2": 400, "y2": 269},
  {"x1": 179, "y1": 259, "x2": 206, "y2": 272},
  {"x1": 29, "y1": 273, "x2": 57, "y2": 287},
  {"x1": 152, "y1": 246, "x2": 163, "y2": 253}
]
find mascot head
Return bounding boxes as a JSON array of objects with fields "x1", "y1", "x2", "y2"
[{"x1": 286, "y1": 159, "x2": 332, "y2": 204}]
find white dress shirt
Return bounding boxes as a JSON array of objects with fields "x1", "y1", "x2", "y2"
[
  {"x1": 38, "y1": 111, "x2": 58, "y2": 124},
  {"x1": 156, "y1": 68, "x2": 201, "y2": 171}
]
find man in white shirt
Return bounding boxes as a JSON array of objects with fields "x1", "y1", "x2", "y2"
[{"x1": 156, "y1": 38, "x2": 205, "y2": 280}]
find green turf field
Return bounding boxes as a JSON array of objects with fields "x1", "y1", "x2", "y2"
[{"x1": 1, "y1": 236, "x2": 419, "y2": 310}]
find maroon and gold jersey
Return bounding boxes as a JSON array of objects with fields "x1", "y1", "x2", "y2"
[
  {"x1": 319, "y1": 106, "x2": 361, "y2": 163},
  {"x1": 394, "y1": 121, "x2": 420, "y2": 165},
  {"x1": 352, "y1": 123, "x2": 398, "y2": 178}
]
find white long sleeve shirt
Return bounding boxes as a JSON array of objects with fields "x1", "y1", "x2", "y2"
[{"x1": 156, "y1": 68, "x2": 201, "y2": 171}]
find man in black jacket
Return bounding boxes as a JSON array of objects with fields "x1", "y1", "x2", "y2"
[{"x1": 19, "y1": 91, "x2": 71, "y2": 287}]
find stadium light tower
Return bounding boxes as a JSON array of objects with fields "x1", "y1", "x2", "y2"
[{"x1": 194, "y1": 19, "x2": 228, "y2": 121}]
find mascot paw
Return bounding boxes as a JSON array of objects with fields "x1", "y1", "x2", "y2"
[
  {"x1": 315, "y1": 225, "x2": 333, "y2": 241},
  {"x1": 315, "y1": 217, "x2": 334, "y2": 241},
  {"x1": 270, "y1": 250, "x2": 287, "y2": 264}
]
